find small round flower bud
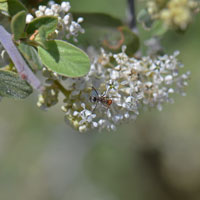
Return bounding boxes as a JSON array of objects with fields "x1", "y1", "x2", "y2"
[
  {"x1": 26, "y1": 14, "x2": 34, "y2": 23},
  {"x1": 77, "y1": 17, "x2": 84, "y2": 23}
]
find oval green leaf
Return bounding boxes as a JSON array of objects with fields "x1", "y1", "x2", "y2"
[
  {"x1": 11, "y1": 10, "x2": 26, "y2": 40},
  {"x1": 26, "y1": 16, "x2": 58, "y2": 35},
  {"x1": 0, "y1": 70, "x2": 33, "y2": 99},
  {"x1": 71, "y1": 13, "x2": 139, "y2": 55},
  {"x1": 38, "y1": 40, "x2": 90, "y2": 77},
  {"x1": 7, "y1": 0, "x2": 27, "y2": 17},
  {"x1": 18, "y1": 42, "x2": 43, "y2": 70},
  {"x1": 119, "y1": 26, "x2": 140, "y2": 56},
  {"x1": 71, "y1": 12, "x2": 123, "y2": 48}
]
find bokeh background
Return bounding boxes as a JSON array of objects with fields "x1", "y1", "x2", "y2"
[{"x1": 0, "y1": 0, "x2": 200, "y2": 199}]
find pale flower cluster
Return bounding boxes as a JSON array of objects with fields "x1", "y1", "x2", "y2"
[
  {"x1": 26, "y1": 1, "x2": 84, "y2": 41},
  {"x1": 147, "y1": 0, "x2": 199, "y2": 30},
  {"x1": 37, "y1": 47, "x2": 189, "y2": 132}
]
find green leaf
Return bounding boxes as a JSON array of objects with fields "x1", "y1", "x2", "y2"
[
  {"x1": 11, "y1": 10, "x2": 26, "y2": 40},
  {"x1": 18, "y1": 42, "x2": 43, "y2": 70},
  {"x1": 7, "y1": 0, "x2": 27, "y2": 17},
  {"x1": 39, "y1": 19, "x2": 58, "y2": 39},
  {"x1": 72, "y1": 13, "x2": 139, "y2": 55},
  {"x1": 150, "y1": 20, "x2": 168, "y2": 36},
  {"x1": 137, "y1": 8, "x2": 153, "y2": 29},
  {"x1": 74, "y1": 12, "x2": 123, "y2": 27},
  {"x1": 0, "y1": 70, "x2": 33, "y2": 99},
  {"x1": 33, "y1": 17, "x2": 58, "y2": 47},
  {"x1": 119, "y1": 26, "x2": 140, "y2": 56},
  {"x1": 38, "y1": 40, "x2": 90, "y2": 77},
  {"x1": 71, "y1": 13, "x2": 123, "y2": 48},
  {"x1": 0, "y1": 1, "x2": 8, "y2": 13},
  {"x1": 26, "y1": 16, "x2": 58, "y2": 35}
]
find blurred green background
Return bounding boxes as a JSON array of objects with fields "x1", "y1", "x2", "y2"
[{"x1": 0, "y1": 0, "x2": 200, "y2": 199}]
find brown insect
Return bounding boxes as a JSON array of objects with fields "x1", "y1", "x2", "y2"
[{"x1": 89, "y1": 86, "x2": 112, "y2": 111}]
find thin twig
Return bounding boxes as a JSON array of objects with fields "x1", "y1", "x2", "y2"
[
  {"x1": 127, "y1": 0, "x2": 141, "y2": 57},
  {"x1": 0, "y1": 25, "x2": 43, "y2": 91},
  {"x1": 127, "y1": 0, "x2": 137, "y2": 30}
]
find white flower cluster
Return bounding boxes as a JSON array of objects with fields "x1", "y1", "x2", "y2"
[
  {"x1": 37, "y1": 85, "x2": 59, "y2": 110},
  {"x1": 38, "y1": 47, "x2": 189, "y2": 132},
  {"x1": 147, "y1": 0, "x2": 199, "y2": 30},
  {"x1": 26, "y1": 1, "x2": 84, "y2": 41},
  {"x1": 37, "y1": 67, "x2": 61, "y2": 110}
]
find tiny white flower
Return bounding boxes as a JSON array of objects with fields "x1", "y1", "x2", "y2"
[
  {"x1": 61, "y1": 106, "x2": 67, "y2": 112},
  {"x1": 125, "y1": 96, "x2": 133, "y2": 103},
  {"x1": 110, "y1": 70, "x2": 120, "y2": 79},
  {"x1": 173, "y1": 50, "x2": 180, "y2": 57},
  {"x1": 79, "y1": 125, "x2": 87, "y2": 132},
  {"x1": 77, "y1": 17, "x2": 84, "y2": 23},
  {"x1": 51, "y1": 89, "x2": 56, "y2": 96},
  {"x1": 168, "y1": 88, "x2": 174, "y2": 93},
  {"x1": 99, "y1": 119, "x2": 105, "y2": 125},
  {"x1": 26, "y1": 14, "x2": 34, "y2": 23},
  {"x1": 110, "y1": 124, "x2": 116, "y2": 131},
  {"x1": 45, "y1": 8, "x2": 54, "y2": 16},
  {"x1": 145, "y1": 81, "x2": 153, "y2": 88},
  {"x1": 61, "y1": 1, "x2": 71, "y2": 12},
  {"x1": 38, "y1": 5, "x2": 46, "y2": 12},
  {"x1": 165, "y1": 75, "x2": 173, "y2": 85},
  {"x1": 51, "y1": 4, "x2": 60, "y2": 12},
  {"x1": 73, "y1": 111, "x2": 79, "y2": 116},
  {"x1": 48, "y1": 1, "x2": 55, "y2": 6},
  {"x1": 35, "y1": 10, "x2": 43, "y2": 17},
  {"x1": 63, "y1": 14, "x2": 70, "y2": 25},
  {"x1": 69, "y1": 22, "x2": 78, "y2": 33},
  {"x1": 92, "y1": 122, "x2": 98, "y2": 128},
  {"x1": 81, "y1": 103, "x2": 85, "y2": 109},
  {"x1": 124, "y1": 112, "x2": 130, "y2": 118}
]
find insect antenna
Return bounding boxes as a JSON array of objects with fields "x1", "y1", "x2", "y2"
[{"x1": 91, "y1": 86, "x2": 99, "y2": 96}]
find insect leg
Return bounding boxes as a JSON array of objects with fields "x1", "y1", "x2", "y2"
[{"x1": 92, "y1": 101, "x2": 98, "y2": 113}]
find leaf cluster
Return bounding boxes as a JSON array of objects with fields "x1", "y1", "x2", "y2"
[{"x1": 0, "y1": 0, "x2": 141, "y2": 100}]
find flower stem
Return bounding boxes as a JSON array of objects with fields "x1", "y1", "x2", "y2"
[{"x1": 54, "y1": 80, "x2": 69, "y2": 97}]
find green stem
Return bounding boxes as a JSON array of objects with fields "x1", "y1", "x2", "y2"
[{"x1": 54, "y1": 80, "x2": 69, "y2": 97}]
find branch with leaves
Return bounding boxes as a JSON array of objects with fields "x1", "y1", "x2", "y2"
[{"x1": 0, "y1": 0, "x2": 199, "y2": 132}]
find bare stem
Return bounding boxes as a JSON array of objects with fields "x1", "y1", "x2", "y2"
[
  {"x1": 0, "y1": 25, "x2": 43, "y2": 92},
  {"x1": 127, "y1": 0, "x2": 137, "y2": 29}
]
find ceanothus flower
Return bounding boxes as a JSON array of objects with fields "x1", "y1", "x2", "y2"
[{"x1": 38, "y1": 46, "x2": 189, "y2": 132}]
